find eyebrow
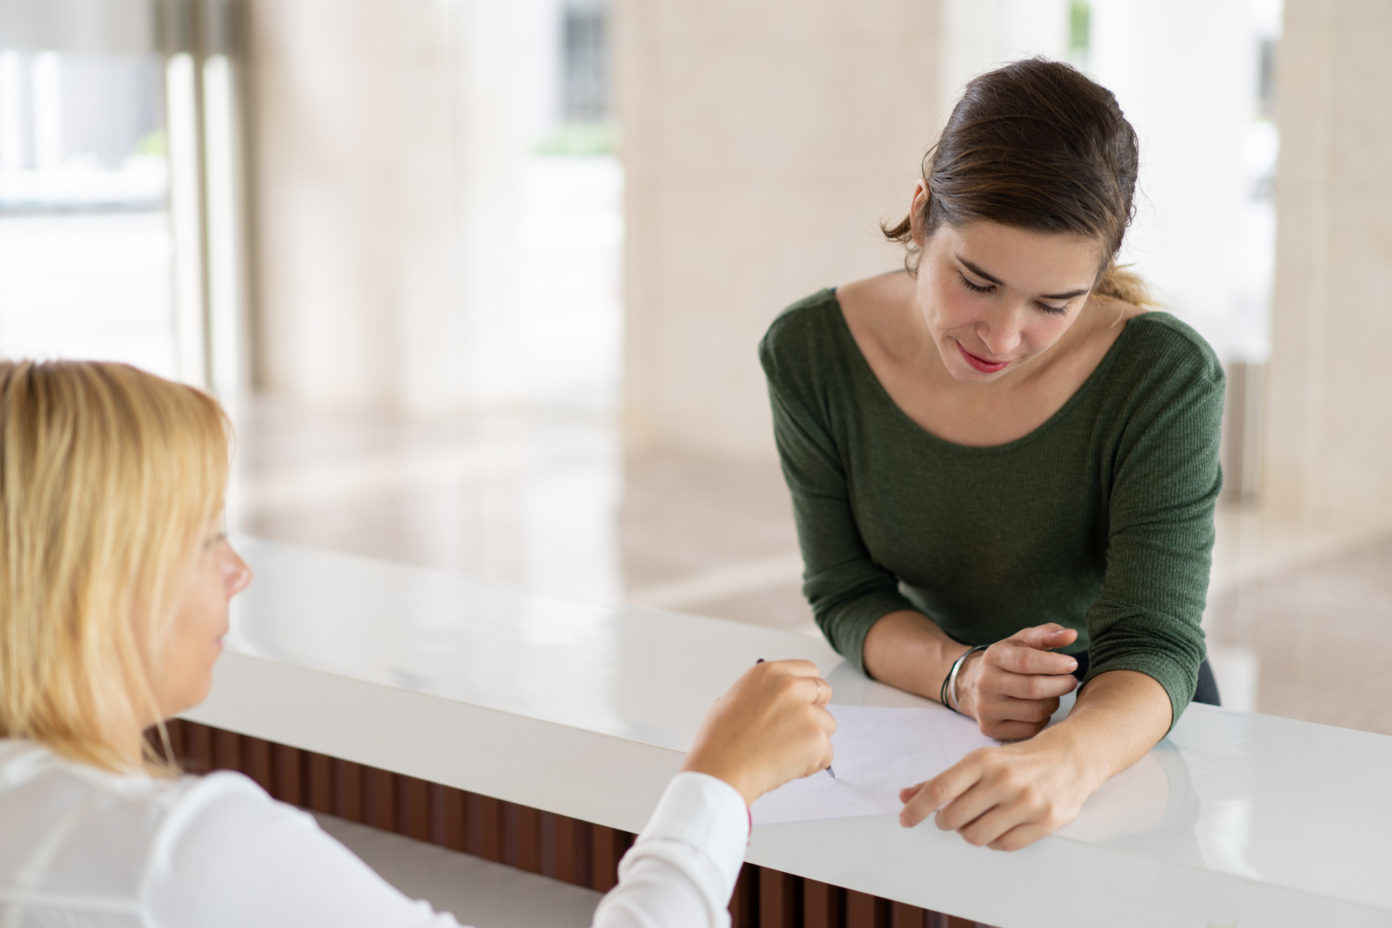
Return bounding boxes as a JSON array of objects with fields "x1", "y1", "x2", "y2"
[{"x1": 956, "y1": 255, "x2": 1091, "y2": 302}]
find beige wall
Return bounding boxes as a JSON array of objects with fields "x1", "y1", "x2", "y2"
[
  {"x1": 617, "y1": 0, "x2": 942, "y2": 458},
  {"x1": 1263, "y1": 0, "x2": 1392, "y2": 518}
]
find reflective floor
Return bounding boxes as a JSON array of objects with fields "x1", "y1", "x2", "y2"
[{"x1": 228, "y1": 397, "x2": 1392, "y2": 738}]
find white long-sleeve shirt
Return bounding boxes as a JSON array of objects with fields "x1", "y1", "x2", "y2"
[{"x1": 0, "y1": 739, "x2": 749, "y2": 927}]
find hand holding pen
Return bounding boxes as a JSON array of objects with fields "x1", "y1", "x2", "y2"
[
  {"x1": 756, "y1": 658, "x2": 836, "y2": 779},
  {"x1": 681, "y1": 659, "x2": 838, "y2": 807}
]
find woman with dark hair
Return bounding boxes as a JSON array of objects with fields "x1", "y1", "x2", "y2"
[{"x1": 759, "y1": 58, "x2": 1224, "y2": 851}]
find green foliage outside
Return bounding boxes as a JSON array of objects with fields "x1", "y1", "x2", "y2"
[
  {"x1": 1068, "y1": 1, "x2": 1092, "y2": 59},
  {"x1": 135, "y1": 129, "x2": 167, "y2": 158},
  {"x1": 534, "y1": 122, "x2": 617, "y2": 157}
]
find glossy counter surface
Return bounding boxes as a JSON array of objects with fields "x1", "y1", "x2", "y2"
[{"x1": 185, "y1": 538, "x2": 1392, "y2": 926}]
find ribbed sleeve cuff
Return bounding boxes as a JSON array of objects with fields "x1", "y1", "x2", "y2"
[
  {"x1": 629, "y1": 772, "x2": 750, "y2": 900},
  {"x1": 822, "y1": 591, "x2": 916, "y2": 674},
  {"x1": 1083, "y1": 653, "x2": 1195, "y2": 734}
]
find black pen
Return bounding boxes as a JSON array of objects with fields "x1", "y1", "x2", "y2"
[{"x1": 757, "y1": 658, "x2": 835, "y2": 779}]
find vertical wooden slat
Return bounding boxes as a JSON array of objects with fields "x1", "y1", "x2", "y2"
[
  {"x1": 549, "y1": 815, "x2": 575, "y2": 883},
  {"x1": 944, "y1": 917, "x2": 977, "y2": 928},
  {"x1": 397, "y1": 774, "x2": 431, "y2": 841},
  {"x1": 803, "y1": 879, "x2": 840, "y2": 928},
  {"x1": 539, "y1": 809, "x2": 558, "y2": 877},
  {"x1": 564, "y1": 816, "x2": 593, "y2": 887},
  {"x1": 892, "y1": 901, "x2": 930, "y2": 928},
  {"x1": 333, "y1": 758, "x2": 363, "y2": 822},
  {"x1": 430, "y1": 782, "x2": 466, "y2": 851},
  {"x1": 305, "y1": 751, "x2": 335, "y2": 814},
  {"x1": 242, "y1": 736, "x2": 273, "y2": 793},
  {"x1": 728, "y1": 863, "x2": 759, "y2": 927},
  {"x1": 362, "y1": 766, "x2": 395, "y2": 830},
  {"x1": 590, "y1": 825, "x2": 624, "y2": 892},
  {"x1": 211, "y1": 728, "x2": 241, "y2": 772},
  {"x1": 504, "y1": 803, "x2": 542, "y2": 873},
  {"x1": 759, "y1": 867, "x2": 798, "y2": 927},
  {"x1": 271, "y1": 743, "x2": 302, "y2": 805},
  {"x1": 165, "y1": 719, "x2": 187, "y2": 762},
  {"x1": 848, "y1": 889, "x2": 888, "y2": 928},
  {"x1": 468, "y1": 794, "x2": 505, "y2": 863},
  {"x1": 183, "y1": 721, "x2": 212, "y2": 773}
]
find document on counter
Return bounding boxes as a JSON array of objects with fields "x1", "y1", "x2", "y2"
[{"x1": 752, "y1": 703, "x2": 1000, "y2": 824}]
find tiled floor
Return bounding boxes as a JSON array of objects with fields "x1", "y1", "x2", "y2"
[
  {"x1": 228, "y1": 397, "x2": 1392, "y2": 738},
  {"x1": 317, "y1": 814, "x2": 601, "y2": 926}
]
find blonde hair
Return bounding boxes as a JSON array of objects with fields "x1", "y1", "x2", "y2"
[{"x1": 0, "y1": 360, "x2": 230, "y2": 774}]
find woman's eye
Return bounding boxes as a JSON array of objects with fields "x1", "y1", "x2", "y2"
[
  {"x1": 1036, "y1": 302, "x2": 1068, "y2": 315},
  {"x1": 958, "y1": 273, "x2": 994, "y2": 294}
]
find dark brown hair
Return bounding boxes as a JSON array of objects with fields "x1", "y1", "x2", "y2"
[{"x1": 884, "y1": 57, "x2": 1148, "y2": 304}]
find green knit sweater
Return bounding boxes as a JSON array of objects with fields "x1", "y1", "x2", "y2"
[{"x1": 759, "y1": 287, "x2": 1225, "y2": 727}]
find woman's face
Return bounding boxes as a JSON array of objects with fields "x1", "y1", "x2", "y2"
[
  {"x1": 155, "y1": 517, "x2": 252, "y2": 719},
  {"x1": 911, "y1": 187, "x2": 1104, "y2": 383}
]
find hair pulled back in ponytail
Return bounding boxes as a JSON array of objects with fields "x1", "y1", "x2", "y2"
[{"x1": 884, "y1": 57, "x2": 1150, "y2": 305}]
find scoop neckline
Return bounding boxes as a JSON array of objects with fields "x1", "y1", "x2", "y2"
[{"x1": 825, "y1": 286, "x2": 1141, "y2": 455}]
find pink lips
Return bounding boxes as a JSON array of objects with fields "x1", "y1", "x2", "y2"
[{"x1": 957, "y1": 341, "x2": 1009, "y2": 374}]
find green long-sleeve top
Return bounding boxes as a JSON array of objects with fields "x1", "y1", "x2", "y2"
[{"x1": 759, "y1": 287, "x2": 1225, "y2": 727}]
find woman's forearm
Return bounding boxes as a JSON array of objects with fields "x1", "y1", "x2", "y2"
[
  {"x1": 1035, "y1": 669, "x2": 1172, "y2": 791},
  {"x1": 861, "y1": 610, "x2": 971, "y2": 703}
]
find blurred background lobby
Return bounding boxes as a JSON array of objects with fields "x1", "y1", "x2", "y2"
[{"x1": 1, "y1": 0, "x2": 1389, "y2": 740}]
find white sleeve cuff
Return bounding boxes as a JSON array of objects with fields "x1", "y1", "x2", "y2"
[{"x1": 626, "y1": 772, "x2": 749, "y2": 899}]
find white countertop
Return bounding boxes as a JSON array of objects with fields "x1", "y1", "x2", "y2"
[{"x1": 186, "y1": 537, "x2": 1392, "y2": 927}]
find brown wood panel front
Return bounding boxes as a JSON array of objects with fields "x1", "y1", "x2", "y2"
[
  {"x1": 759, "y1": 866, "x2": 799, "y2": 927},
  {"x1": 169, "y1": 720, "x2": 994, "y2": 927}
]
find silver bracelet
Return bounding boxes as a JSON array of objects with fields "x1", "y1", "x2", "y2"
[{"x1": 945, "y1": 645, "x2": 988, "y2": 713}]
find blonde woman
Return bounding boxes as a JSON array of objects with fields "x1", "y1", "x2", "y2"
[{"x1": 0, "y1": 360, "x2": 834, "y2": 927}]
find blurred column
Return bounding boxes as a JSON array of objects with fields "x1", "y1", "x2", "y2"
[
  {"x1": 1262, "y1": 0, "x2": 1392, "y2": 518},
  {"x1": 242, "y1": 1, "x2": 545, "y2": 410},
  {"x1": 617, "y1": 0, "x2": 943, "y2": 458},
  {"x1": 1088, "y1": 0, "x2": 1257, "y2": 358}
]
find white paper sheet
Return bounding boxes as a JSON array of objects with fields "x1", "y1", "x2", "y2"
[{"x1": 752, "y1": 703, "x2": 1000, "y2": 824}]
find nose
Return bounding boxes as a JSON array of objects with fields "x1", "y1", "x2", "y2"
[
  {"x1": 224, "y1": 549, "x2": 253, "y2": 598},
  {"x1": 976, "y1": 304, "x2": 1026, "y2": 357}
]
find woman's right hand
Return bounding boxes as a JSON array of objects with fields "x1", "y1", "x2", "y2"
[
  {"x1": 955, "y1": 624, "x2": 1080, "y2": 741},
  {"x1": 681, "y1": 660, "x2": 836, "y2": 806}
]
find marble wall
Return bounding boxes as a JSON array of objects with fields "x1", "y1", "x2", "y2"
[
  {"x1": 616, "y1": 0, "x2": 942, "y2": 458},
  {"x1": 1263, "y1": 0, "x2": 1392, "y2": 518}
]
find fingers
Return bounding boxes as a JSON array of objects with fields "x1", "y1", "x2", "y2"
[
  {"x1": 935, "y1": 779, "x2": 1009, "y2": 836},
  {"x1": 958, "y1": 803, "x2": 1026, "y2": 848},
  {"x1": 995, "y1": 671, "x2": 1077, "y2": 701},
  {"x1": 993, "y1": 641, "x2": 1079, "y2": 676},
  {"x1": 1009, "y1": 623, "x2": 1079, "y2": 649},
  {"x1": 785, "y1": 673, "x2": 834, "y2": 708},
  {"x1": 979, "y1": 719, "x2": 1046, "y2": 742},
  {"x1": 762, "y1": 658, "x2": 822, "y2": 678},
  {"x1": 983, "y1": 695, "x2": 1059, "y2": 724},
  {"x1": 898, "y1": 780, "x2": 929, "y2": 803},
  {"x1": 899, "y1": 753, "x2": 984, "y2": 828},
  {"x1": 988, "y1": 822, "x2": 1053, "y2": 852}
]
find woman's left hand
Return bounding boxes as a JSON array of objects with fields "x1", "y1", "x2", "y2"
[{"x1": 897, "y1": 734, "x2": 1098, "y2": 851}]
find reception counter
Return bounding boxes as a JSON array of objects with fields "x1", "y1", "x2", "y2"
[{"x1": 178, "y1": 537, "x2": 1392, "y2": 927}]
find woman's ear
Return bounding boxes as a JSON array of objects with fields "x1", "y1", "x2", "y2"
[{"x1": 908, "y1": 181, "x2": 930, "y2": 247}]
